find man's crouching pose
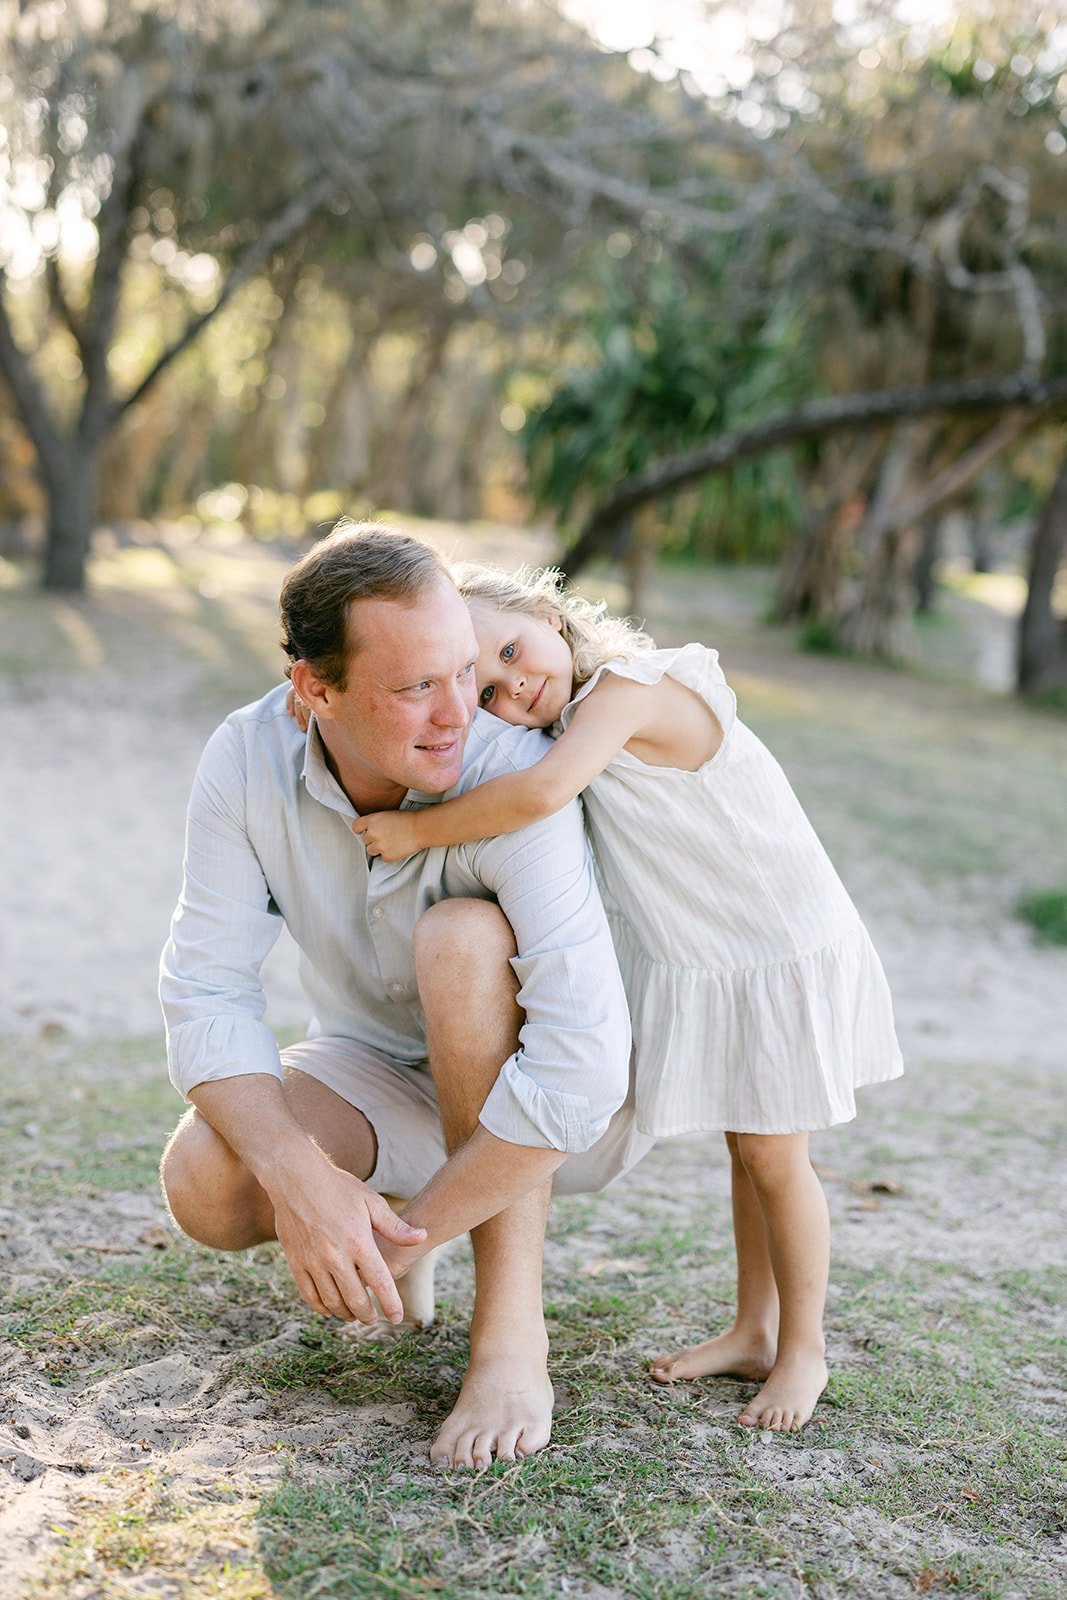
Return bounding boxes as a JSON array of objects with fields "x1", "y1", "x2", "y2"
[{"x1": 159, "y1": 523, "x2": 654, "y2": 1467}]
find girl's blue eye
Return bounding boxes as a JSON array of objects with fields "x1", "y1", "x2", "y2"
[
  {"x1": 501, "y1": 643, "x2": 515, "y2": 662},
  {"x1": 479, "y1": 685, "x2": 495, "y2": 706}
]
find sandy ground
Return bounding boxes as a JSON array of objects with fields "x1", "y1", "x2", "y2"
[{"x1": 2, "y1": 548, "x2": 1065, "y2": 1598}]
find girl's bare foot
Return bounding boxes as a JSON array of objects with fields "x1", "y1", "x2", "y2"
[
  {"x1": 650, "y1": 1326, "x2": 777, "y2": 1385},
  {"x1": 738, "y1": 1347, "x2": 827, "y2": 1431}
]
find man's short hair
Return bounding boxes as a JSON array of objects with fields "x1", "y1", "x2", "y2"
[{"x1": 280, "y1": 520, "x2": 449, "y2": 688}]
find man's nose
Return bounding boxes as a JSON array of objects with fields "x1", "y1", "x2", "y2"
[{"x1": 432, "y1": 679, "x2": 473, "y2": 727}]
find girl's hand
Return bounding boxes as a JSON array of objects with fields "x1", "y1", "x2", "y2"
[
  {"x1": 286, "y1": 686, "x2": 312, "y2": 732},
  {"x1": 353, "y1": 810, "x2": 426, "y2": 862}
]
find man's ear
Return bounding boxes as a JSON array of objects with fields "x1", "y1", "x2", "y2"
[{"x1": 289, "y1": 660, "x2": 335, "y2": 718}]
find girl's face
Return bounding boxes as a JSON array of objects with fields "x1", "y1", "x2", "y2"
[{"x1": 468, "y1": 602, "x2": 576, "y2": 728}]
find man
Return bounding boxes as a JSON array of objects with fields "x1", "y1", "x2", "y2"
[{"x1": 159, "y1": 522, "x2": 654, "y2": 1468}]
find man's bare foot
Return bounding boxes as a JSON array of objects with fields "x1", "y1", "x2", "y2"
[
  {"x1": 738, "y1": 1348, "x2": 827, "y2": 1431},
  {"x1": 343, "y1": 1244, "x2": 447, "y2": 1340},
  {"x1": 431, "y1": 1344, "x2": 553, "y2": 1469},
  {"x1": 650, "y1": 1327, "x2": 777, "y2": 1385}
]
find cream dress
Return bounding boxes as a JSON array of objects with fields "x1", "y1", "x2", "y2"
[{"x1": 559, "y1": 643, "x2": 903, "y2": 1137}]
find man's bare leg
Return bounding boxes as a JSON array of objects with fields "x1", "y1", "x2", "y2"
[
  {"x1": 161, "y1": 1068, "x2": 379, "y2": 1250},
  {"x1": 411, "y1": 899, "x2": 556, "y2": 1469},
  {"x1": 651, "y1": 1130, "x2": 779, "y2": 1385}
]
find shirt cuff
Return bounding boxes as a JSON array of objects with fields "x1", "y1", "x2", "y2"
[
  {"x1": 166, "y1": 1014, "x2": 283, "y2": 1101},
  {"x1": 478, "y1": 1055, "x2": 608, "y2": 1152}
]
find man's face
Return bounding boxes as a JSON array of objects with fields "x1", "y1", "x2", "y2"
[{"x1": 316, "y1": 576, "x2": 479, "y2": 805}]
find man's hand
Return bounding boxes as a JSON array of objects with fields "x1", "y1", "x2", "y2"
[
  {"x1": 270, "y1": 1152, "x2": 427, "y2": 1324},
  {"x1": 185, "y1": 1076, "x2": 426, "y2": 1326},
  {"x1": 353, "y1": 810, "x2": 426, "y2": 862}
]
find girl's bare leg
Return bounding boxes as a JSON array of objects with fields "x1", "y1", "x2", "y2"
[
  {"x1": 733, "y1": 1131, "x2": 828, "y2": 1430},
  {"x1": 652, "y1": 1131, "x2": 829, "y2": 1431},
  {"x1": 651, "y1": 1131, "x2": 779, "y2": 1385}
]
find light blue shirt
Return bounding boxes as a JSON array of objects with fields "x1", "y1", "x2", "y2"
[{"x1": 159, "y1": 684, "x2": 631, "y2": 1152}]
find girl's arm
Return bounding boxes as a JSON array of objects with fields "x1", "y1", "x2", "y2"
[{"x1": 354, "y1": 675, "x2": 654, "y2": 859}]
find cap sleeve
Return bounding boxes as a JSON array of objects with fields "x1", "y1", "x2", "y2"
[{"x1": 559, "y1": 643, "x2": 736, "y2": 741}]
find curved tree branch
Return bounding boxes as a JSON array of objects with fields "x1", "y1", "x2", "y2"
[{"x1": 561, "y1": 373, "x2": 1067, "y2": 575}]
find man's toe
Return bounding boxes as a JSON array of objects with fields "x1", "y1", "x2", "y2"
[{"x1": 495, "y1": 1427, "x2": 523, "y2": 1463}]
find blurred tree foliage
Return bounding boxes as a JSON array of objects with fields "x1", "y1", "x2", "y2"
[
  {"x1": 0, "y1": 0, "x2": 698, "y2": 587},
  {"x1": 0, "y1": 0, "x2": 1065, "y2": 692},
  {"x1": 523, "y1": 257, "x2": 815, "y2": 565},
  {"x1": 519, "y1": 1, "x2": 1067, "y2": 677}
]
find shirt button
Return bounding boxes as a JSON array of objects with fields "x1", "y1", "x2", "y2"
[
  {"x1": 371, "y1": 907, "x2": 383, "y2": 920},
  {"x1": 390, "y1": 982, "x2": 405, "y2": 995}
]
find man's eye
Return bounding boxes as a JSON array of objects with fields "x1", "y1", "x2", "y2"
[
  {"x1": 460, "y1": 662, "x2": 475, "y2": 678},
  {"x1": 501, "y1": 643, "x2": 515, "y2": 662},
  {"x1": 479, "y1": 685, "x2": 495, "y2": 707}
]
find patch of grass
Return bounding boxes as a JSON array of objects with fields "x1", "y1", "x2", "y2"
[
  {"x1": 1017, "y1": 888, "x2": 1067, "y2": 946},
  {"x1": 797, "y1": 615, "x2": 845, "y2": 655},
  {"x1": 2, "y1": 1243, "x2": 295, "y2": 1383},
  {"x1": 812, "y1": 1265, "x2": 1067, "y2": 1560},
  {"x1": 0, "y1": 1034, "x2": 179, "y2": 1196},
  {"x1": 6, "y1": 1044, "x2": 1067, "y2": 1600},
  {"x1": 257, "y1": 1435, "x2": 807, "y2": 1600},
  {"x1": 31, "y1": 1469, "x2": 271, "y2": 1598}
]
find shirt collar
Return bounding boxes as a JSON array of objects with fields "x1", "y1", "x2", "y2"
[{"x1": 300, "y1": 718, "x2": 354, "y2": 817}]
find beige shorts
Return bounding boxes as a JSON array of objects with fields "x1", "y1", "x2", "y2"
[{"x1": 280, "y1": 1035, "x2": 656, "y2": 1201}]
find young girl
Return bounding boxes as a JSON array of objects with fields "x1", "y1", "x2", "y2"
[{"x1": 298, "y1": 562, "x2": 903, "y2": 1432}]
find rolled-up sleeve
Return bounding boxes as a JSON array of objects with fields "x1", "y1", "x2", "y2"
[
  {"x1": 466, "y1": 795, "x2": 631, "y2": 1153},
  {"x1": 159, "y1": 721, "x2": 284, "y2": 1099}
]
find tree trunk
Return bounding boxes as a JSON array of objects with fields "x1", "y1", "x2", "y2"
[
  {"x1": 773, "y1": 505, "x2": 855, "y2": 623},
  {"x1": 773, "y1": 433, "x2": 887, "y2": 626},
  {"x1": 969, "y1": 510, "x2": 998, "y2": 573},
  {"x1": 626, "y1": 504, "x2": 658, "y2": 618},
  {"x1": 374, "y1": 322, "x2": 453, "y2": 511},
  {"x1": 913, "y1": 514, "x2": 941, "y2": 612},
  {"x1": 42, "y1": 450, "x2": 97, "y2": 591},
  {"x1": 1017, "y1": 458, "x2": 1067, "y2": 696},
  {"x1": 562, "y1": 374, "x2": 1067, "y2": 578},
  {"x1": 837, "y1": 523, "x2": 920, "y2": 656}
]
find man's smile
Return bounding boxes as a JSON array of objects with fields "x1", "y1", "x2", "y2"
[{"x1": 417, "y1": 736, "x2": 464, "y2": 754}]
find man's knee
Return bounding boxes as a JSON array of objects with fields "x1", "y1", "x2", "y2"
[
  {"x1": 414, "y1": 899, "x2": 518, "y2": 998},
  {"x1": 160, "y1": 1109, "x2": 268, "y2": 1251}
]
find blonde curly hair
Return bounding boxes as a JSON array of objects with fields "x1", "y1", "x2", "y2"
[{"x1": 451, "y1": 561, "x2": 655, "y2": 689}]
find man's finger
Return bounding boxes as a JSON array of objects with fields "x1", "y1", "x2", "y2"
[
  {"x1": 327, "y1": 1265, "x2": 381, "y2": 1325},
  {"x1": 334, "y1": 1254, "x2": 396, "y2": 1331},
  {"x1": 293, "y1": 1267, "x2": 331, "y2": 1320},
  {"x1": 345, "y1": 1244, "x2": 404, "y2": 1323},
  {"x1": 367, "y1": 1199, "x2": 427, "y2": 1246}
]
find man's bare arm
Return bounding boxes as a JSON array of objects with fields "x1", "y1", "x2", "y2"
[{"x1": 385, "y1": 1128, "x2": 566, "y2": 1269}]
